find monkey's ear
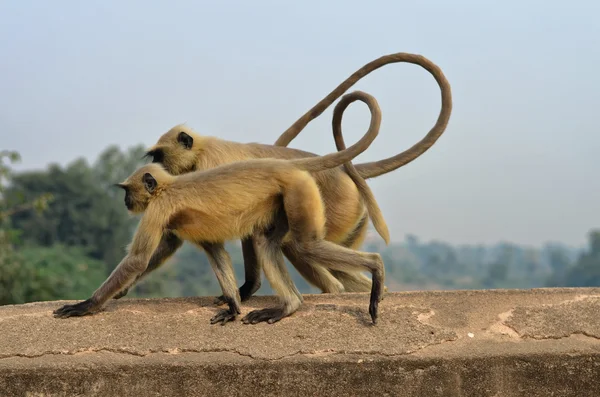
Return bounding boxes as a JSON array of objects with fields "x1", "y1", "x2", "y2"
[
  {"x1": 177, "y1": 132, "x2": 193, "y2": 149},
  {"x1": 113, "y1": 183, "x2": 127, "y2": 190},
  {"x1": 142, "y1": 173, "x2": 157, "y2": 193}
]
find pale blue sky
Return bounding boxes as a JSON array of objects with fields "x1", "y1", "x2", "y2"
[{"x1": 0, "y1": 1, "x2": 598, "y2": 247}]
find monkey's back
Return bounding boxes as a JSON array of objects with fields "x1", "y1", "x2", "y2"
[
  {"x1": 198, "y1": 140, "x2": 366, "y2": 244},
  {"x1": 163, "y1": 159, "x2": 308, "y2": 242}
]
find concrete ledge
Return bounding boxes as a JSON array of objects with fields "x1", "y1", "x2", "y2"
[{"x1": 1, "y1": 288, "x2": 600, "y2": 396}]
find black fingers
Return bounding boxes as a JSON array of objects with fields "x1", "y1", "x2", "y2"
[
  {"x1": 210, "y1": 308, "x2": 238, "y2": 326},
  {"x1": 210, "y1": 295, "x2": 241, "y2": 325},
  {"x1": 53, "y1": 298, "x2": 98, "y2": 319},
  {"x1": 241, "y1": 307, "x2": 287, "y2": 325}
]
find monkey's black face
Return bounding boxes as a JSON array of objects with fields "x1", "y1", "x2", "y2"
[
  {"x1": 145, "y1": 149, "x2": 164, "y2": 164},
  {"x1": 116, "y1": 185, "x2": 142, "y2": 212},
  {"x1": 124, "y1": 190, "x2": 133, "y2": 210},
  {"x1": 120, "y1": 188, "x2": 150, "y2": 214}
]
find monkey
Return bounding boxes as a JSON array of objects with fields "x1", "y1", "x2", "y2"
[
  {"x1": 112, "y1": 52, "x2": 452, "y2": 302},
  {"x1": 53, "y1": 90, "x2": 386, "y2": 325}
]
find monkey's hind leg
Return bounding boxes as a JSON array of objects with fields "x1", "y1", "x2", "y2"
[
  {"x1": 198, "y1": 242, "x2": 242, "y2": 325},
  {"x1": 331, "y1": 212, "x2": 389, "y2": 296},
  {"x1": 282, "y1": 243, "x2": 345, "y2": 294},
  {"x1": 280, "y1": 174, "x2": 385, "y2": 324},
  {"x1": 298, "y1": 240, "x2": 385, "y2": 324},
  {"x1": 242, "y1": 211, "x2": 303, "y2": 325},
  {"x1": 330, "y1": 213, "x2": 375, "y2": 293}
]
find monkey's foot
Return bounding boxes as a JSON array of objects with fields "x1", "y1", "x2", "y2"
[
  {"x1": 369, "y1": 289, "x2": 383, "y2": 325},
  {"x1": 213, "y1": 282, "x2": 260, "y2": 305},
  {"x1": 369, "y1": 299, "x2": 379, "y2": 324},
  {"x1": 53, "y1": 298, "x2": 99, "y2": 319},
  {"x1": 210, "y1": 309, "x2": 239, "y2": 326},
  {"x1": 113, "y1": 288, "x2": 129, "y2": 300},
  {"x1": 241, "y1": 307, "x2": 290, "y2": 325}
]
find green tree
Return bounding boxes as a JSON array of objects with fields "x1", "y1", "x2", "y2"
[
  {"x1": 558, "y1": 230, "x2": 600, "y2": 287},
  {"x1": 6, "y1": 145, "x2": 147, "y2": 275},
  {"x1": 93, "y1": 144, "x2": 146, "y2": 198},
  {"x1": 485, "y1": 262, "x2": 508, "y2": 286},
  {"x1": 17, "y1": 245, "x2": 107, "y2": 302},
  {"x1": 544, "y1": 246, "x2": 574, "y2": 287},
  {"x1": 0, "y1": 151, "x2": 53, "y2": 305}
]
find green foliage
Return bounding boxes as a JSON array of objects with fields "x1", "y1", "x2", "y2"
[
  {"x1": 0, "y1": 242, "x2": 32, "y2": 305},
  {"x1": 0, "y1": 245, "x2": 107, "y2": 305},
  {"x1": 5, "y1": 145, "x2": 147, "y2": 274},
  {"x1": 0, "y1": 150, "x2": 54, "y2": 222},
  {"x1": 0, "y1": 150, "x2": 57, "y2": 305}
]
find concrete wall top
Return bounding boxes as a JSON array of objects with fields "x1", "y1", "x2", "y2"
[{"x1": 1, "y1": 288, "x2": 600, "y2": 396}]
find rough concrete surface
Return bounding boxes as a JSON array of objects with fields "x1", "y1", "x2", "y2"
[{"x1": 1, "y1": 288, "x2": 599, "y2": 396}]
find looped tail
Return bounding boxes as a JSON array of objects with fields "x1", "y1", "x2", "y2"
[
  {"x1": 332, "y1": 93, "x2": 390, "y2": 245},
  {"x1": 274, "y1": 52, "x2": 452, "y2": 179},
  {"x1": 292, "y1": 91, "x2": 381, "y2": 173}
]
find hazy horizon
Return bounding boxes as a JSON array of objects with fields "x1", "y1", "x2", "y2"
[{"x1": 1, "y1": 1, "x2": 598, "y2": 248}]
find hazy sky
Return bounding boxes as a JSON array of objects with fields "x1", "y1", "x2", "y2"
[{"x1": 1, "y1": 1, "x2": 598, "y2": 247}]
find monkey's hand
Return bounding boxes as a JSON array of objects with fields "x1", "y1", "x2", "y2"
[
  {"x1": 210, "y1": 297, "x2": 241, "y2": 325},
  {"x1": 53, "y1": 298, "x2": 101, "y2": 319},
  {"x1": 242, "y1": 307, "x2": 289, "y2": 325},
  {"x1": 210, "y1": 308, "x2": 240, "y2": 325}
]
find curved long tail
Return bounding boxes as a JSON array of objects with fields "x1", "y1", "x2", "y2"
[
  {"x1": 331, "y1": 93, "x2": 390, "y2": 244},
  {"x1": 275, "y1": 52, "x2": 452, "y2": 179},
  {"x1": 292, "y1": 91, "x2": 381, "y2": 174}
]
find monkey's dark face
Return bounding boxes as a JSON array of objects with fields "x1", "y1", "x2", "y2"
[
  {"x1": 146, "y1": 128, "x2": 198, "y2": 176},
  {"x1": 146, "y1": 148, "x2": 164, "y2": 164},
  {"x1": 123, "y1": 188, "x2": 133, "y2": 210},
  {"x1": 117, "y1": 185, "x2": 145, "y2": 213},
  {"x1": 116, "y1": 172, "x2": 158, "y2": 214}
]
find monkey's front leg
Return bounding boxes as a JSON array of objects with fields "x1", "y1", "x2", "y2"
[
  {"x1": 114, "y1": 232, "x2": 183, "y2": 299},
  {"x1": 242, "y1": 210, "x2": 303, "y2": 325},
  {"x1": 199, "y1": 242, "x2": 242, "y2": 325},
  {"x1": 214, "y1": 236, "x2": 262, "y2": 305},
  {"x1": 54, "y1": 254, "x2": 148, "y2": 318}
]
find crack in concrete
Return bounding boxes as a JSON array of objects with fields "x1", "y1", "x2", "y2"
[
  {"x1": 514, "y1": 331, "x2": 600, "y2": 342},
  {"x1": 488, "y1": 313, "x2": 600, "y2": 342},
  {"x1": 486, "y1": 309, "x2": 521, "y2": 339},
  {"x1": 0, "y1": 347, "x2": 256, "y2": 361},
  {"x1": 0, "y1": 339, "x2": 460, "y2": 362}
]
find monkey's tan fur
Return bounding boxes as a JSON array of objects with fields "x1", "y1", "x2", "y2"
[
  {"x1": 121, "y1": 52, "x2": 452, "y2": 300},
  {"x1": 54, "y1": 91, "x2": 386, "y2": 325}
]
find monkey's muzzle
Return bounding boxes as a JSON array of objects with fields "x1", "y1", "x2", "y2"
[{"x1": 124, "y1": 195, "x2": 133, "y2": 210}]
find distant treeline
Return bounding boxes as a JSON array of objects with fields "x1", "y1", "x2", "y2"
[{"x1": 1, "y1": 146, "x2": 598, "y2": 305}]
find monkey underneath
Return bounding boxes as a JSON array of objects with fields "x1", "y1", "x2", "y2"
[
  {"x1": 115, "y1": 52, "x2": 452, "y2": 303},
  {"x1": 54, "y1": 90, "x2": 386, "y2": 325}
]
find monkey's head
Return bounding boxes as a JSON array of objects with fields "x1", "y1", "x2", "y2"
[
  {"x1": 115, "y1": 164, "x2": 173, "y2": 214},
  {"x1": 145, "y1": 124, "x2": 202, "y2": 176}
]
